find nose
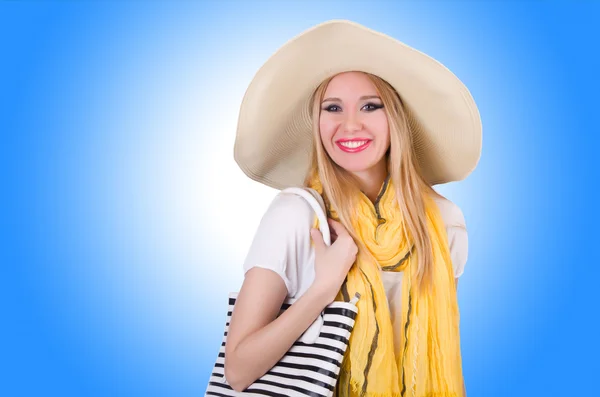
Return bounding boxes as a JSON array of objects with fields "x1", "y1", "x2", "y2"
[{"x1": 342, "y1": 112, "x2": 363, "y2": 133}]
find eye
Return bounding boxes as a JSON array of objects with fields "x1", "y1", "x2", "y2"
[
  {"x1": 322, "y1": 104, "x2": 341, "y2": 112},
  {"x1": 363, "y1": 103, "x2": 384, "y2": 111}
]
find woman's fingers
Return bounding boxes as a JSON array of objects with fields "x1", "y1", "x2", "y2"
[{"x1": 328, "y1": 218, "x2": 348, "y2": 238}]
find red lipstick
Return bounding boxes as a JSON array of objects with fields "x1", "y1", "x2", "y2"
[{"x1": 336, "y1": 139, "x2": 372, "y2": 153}]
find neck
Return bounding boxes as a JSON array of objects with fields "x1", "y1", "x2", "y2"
[{"x1": 353, "y1": 159, "x2": 389, "y2": 204}]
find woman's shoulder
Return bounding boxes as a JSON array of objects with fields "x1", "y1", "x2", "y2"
[
  {"x1": 431, "y1": 193, "x2": 466, "y2": 229},
  {"x1": 267, "y1": 188, "x2": 320, "y2": 216},
  {"x1": 242, "y1": 188, "x2": 319, "y2": 297},
  {"x1": 257, "y1": 188, "x2": 320, "y2": 233},
  {"x1": 431, "y1": 193, "x2": 469, "y2": 278}
]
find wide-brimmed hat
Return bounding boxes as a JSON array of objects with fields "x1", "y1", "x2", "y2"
[{"x1": 233, "y1": 20, "x2": 482, "y2": 190}]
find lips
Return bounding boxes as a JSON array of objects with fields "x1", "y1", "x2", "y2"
[{"x1": 336, "y1": 139, "x2": 372, "y2": 153}]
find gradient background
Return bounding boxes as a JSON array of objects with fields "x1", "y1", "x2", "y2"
[{"x1": 1, "y1": 1, "x2": 598, "y2": 396}]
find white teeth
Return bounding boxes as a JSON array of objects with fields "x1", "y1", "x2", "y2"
[{"x1": 340, "y1": 140, "x2": 368, "y2": 149}]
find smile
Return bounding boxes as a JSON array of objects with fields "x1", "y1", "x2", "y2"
[{"x1": 336, "y1": 140, "x2": 372, "y2": 153}]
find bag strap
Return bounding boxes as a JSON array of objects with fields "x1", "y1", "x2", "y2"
[{"x1": 279, "y1": 187, "x2": 331, "y2": 247}]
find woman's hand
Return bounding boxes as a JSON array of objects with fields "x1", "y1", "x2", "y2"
[{"x1": 309, "y1": 218, "x2": 358, "y2": 303}]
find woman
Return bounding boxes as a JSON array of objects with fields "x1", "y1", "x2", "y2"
[{"x1": 224, "y1": 20, "x2": 481, "y2": 397}]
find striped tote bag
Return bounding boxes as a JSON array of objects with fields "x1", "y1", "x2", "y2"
[{"x1": 205, "y1": 187, "x2": 361, "y2": 397}]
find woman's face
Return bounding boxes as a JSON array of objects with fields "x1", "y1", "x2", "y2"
[{"x1": 319, "y1": 71, "x2": 390, "y2": 175}]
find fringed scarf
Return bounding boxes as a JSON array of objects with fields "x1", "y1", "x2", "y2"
[{"x1": 307, "y1": 173, "x2": 465, "y2": 397}]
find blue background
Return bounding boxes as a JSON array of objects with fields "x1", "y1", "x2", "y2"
[{"x1": 1, "y1": 1, "x2": 598, "y2": 396}]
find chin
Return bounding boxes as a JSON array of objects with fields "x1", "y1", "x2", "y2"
[{"x1": 333, "y1": 159, "x2": 379, "y2": 174}]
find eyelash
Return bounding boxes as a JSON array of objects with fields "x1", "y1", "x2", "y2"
[{"x1": 322, "y1": 103, "x2": 384, "y2": 112}]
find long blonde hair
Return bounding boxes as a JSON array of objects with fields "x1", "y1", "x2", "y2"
[{"x1": 304, "y1": 72, "x2": 444, "y2": 294}]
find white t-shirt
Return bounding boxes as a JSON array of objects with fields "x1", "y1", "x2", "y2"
[{"x1": 242, "y1": 188, "x2": 468, "y2": 352}]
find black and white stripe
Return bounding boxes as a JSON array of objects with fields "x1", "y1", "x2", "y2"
[{"x1": 205, "y1": 292, "x2": 359, "y2": 397}]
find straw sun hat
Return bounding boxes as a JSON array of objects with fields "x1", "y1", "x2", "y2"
[{"x1": 233, "y1": 20, "x2": 482, "y2": 190}]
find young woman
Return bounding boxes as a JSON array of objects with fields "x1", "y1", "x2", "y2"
[{"x1": 224, "y1": 20, "x2": 481, "y2": 397}]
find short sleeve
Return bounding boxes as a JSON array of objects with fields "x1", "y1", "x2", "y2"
[
  {"x1": 447, "y1": 222, "x2": 468, "y2": 278},
  {"x1": 242, "y1": 192, "x2": 315, "y2": 297},
  {"x1": 433, "y1": 195, "x2": 469, "y2": 278}
]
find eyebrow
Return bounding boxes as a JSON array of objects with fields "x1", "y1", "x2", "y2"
[{"x1": 322, "y1": 95, "x2": 381, "y2": 103}]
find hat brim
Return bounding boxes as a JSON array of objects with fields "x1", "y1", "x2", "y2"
[{"x1": 234, "y1": 20, "x2": 482, "y2": 190}]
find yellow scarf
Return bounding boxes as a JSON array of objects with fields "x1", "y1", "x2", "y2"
[{"x1": 307, "y1": 173, "x2": 465, "y2": 397}]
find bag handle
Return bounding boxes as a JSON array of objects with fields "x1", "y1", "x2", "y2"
[
  {"x1": 278, "y1": 187, "x2": 332, "y2": 344},
  {"x1": 280, "y1": 187, "x2": 331, "y2": 247}
]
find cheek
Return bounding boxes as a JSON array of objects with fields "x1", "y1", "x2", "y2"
[
  {"x1": 372, "y1": 116, "x2": 390, "y2": 143},
  {"x1": 319, "y1": 117, "x2": 337, "y2": 144}
]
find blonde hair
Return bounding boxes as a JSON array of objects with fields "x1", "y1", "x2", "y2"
[{"x1": 304, "y1": 72, "x2": 444, "y2": 294}]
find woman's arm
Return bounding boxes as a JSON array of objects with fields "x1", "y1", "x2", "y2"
[
  {"x1": 224, "y1": 267, "x2": 332, "y2": 392},
  {"x1": 224, "y1": 191, "x2": 356, "y2": 392}
]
